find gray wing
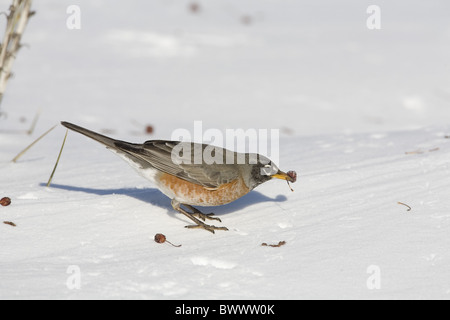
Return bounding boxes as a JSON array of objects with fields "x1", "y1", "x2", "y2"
[
  {"x1": 60, "y1": 121, "x2": 241, "y2": 189},
  {"x1": 114, "y1": 140, "x2": 241, "y2": 189}
]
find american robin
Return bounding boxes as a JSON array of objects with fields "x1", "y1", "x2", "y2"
[{"x1": 61, "y1": 122, "x2": 297, "y2": 233}]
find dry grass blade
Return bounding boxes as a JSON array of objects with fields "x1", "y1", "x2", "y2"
[
  {"x1": 27, "y1": 109, "x2": 42, "y2": 135},
  {"x1": 11, "y1": 125, "x2": 57, "y2": 162},
  {"x1": 47, "y1": 129, "x2": 68, "y2": 187}
]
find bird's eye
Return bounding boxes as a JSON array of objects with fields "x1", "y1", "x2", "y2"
[{"x1": 261, "y1": 163, "x2": 274, "y2": 176}]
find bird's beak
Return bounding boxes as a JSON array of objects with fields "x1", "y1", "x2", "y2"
[{"x1": 271, "y1": 170, "x2": 296, "y2": 183}]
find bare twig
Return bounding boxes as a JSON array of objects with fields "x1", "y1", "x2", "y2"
[
  {"x1": 286, "y1": 179, "x2": 294, "y2": 192},
  {"x1": 405, "y1": 150, "x2": 424, "y2": 155},
  {"x1": 397, "y1": 202, "x2": 411, "y2": 212}
]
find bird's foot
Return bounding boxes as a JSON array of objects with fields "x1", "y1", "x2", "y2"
[
  {"x1": 192, "y1": 212, "x2": 222, "y2": 222},
  {"x1": 172, "y1": 200, "x2": 228, "y2": 234},
  {"x1": 185, "y1": 221, "x2": 229, "y2": 234},
  {"x1": 184, "y1": 204, "x2": 222, "y2": 222}
]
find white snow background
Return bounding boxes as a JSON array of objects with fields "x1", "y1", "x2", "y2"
[{"x1": 1, "y1": 0, "x2": 450, "y2": 299}]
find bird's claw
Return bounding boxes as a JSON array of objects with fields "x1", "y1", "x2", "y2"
[{"x1": 185, "y1": 222, "x2": 229, "y2": 234}]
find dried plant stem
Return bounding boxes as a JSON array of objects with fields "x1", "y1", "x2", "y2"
[
  {"x1": 27, "y1": 108, "x2": 41, "y2": 134},
  {"x1": 47, "y1": 129, "x2": 68, "y2": 187},
  {"x1": 165, "y1": 240, "x2": 182, "y2": 247},
  {"x1": 11, "y1": 124, "x2": 56, "y2": 162},
  {"x1": 0, "y1": 0, "x2": 34, "y2": 108},
  {"x1": 286, "y1": 179, "x2": 294, "y2": 192},
  {"x1": 154, "y1": 233, "x2": 182, "y2": 247},
  {"x1": 397, "y1": 201, "x2": 412, "y2": 212}
]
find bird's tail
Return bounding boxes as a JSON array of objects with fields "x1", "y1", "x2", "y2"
[{"x1": 61, "y1": 121, "x2": 118, "y2": 149}]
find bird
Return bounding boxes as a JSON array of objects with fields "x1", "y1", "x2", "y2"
[{"x1": 60, "y1": 121, "x2": 297, "y2": 233}]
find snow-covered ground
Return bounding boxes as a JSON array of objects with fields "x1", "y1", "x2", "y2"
[{"x1": 1, "y1": 0, "x2": 450, "y2": 299}]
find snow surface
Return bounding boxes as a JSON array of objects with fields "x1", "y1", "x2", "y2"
[{"x1": 1, "y1": 0, "x2": 450, "y2": 299}]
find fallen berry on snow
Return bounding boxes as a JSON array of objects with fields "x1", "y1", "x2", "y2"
[
  {"x1": 0, "y1": 197, "x2": 11, "y2": 206},
  {"x1": 154, "y1": 233, "x2": 181, "y2": 247},
  {"x1": 154, "y1": 233, "x2": 166, "y2": 243}
]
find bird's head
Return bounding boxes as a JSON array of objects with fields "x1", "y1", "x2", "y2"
[{"x1": 247, "y1": 155, "x2": 297, "y2": 190}]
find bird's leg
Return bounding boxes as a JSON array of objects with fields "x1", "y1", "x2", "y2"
[
  {"x1": 171, "y1": 200, "x2": 228, "y2": 234},
  {"x1": 183, "y1": 204, "x2": 222, "y2": 222}
]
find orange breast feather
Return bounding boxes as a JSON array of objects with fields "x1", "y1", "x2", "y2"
[{"x1": 159, "y1": 173, "x2": 250, "y2": 206}]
